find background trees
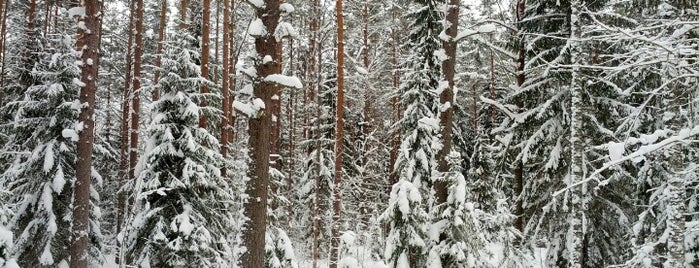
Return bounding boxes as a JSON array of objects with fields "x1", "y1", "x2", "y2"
[{"x1": 0, "y1": 0, "x2": 696, "y2": 267}]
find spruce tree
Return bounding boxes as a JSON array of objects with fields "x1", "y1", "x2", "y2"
[
  {"x1": 1, "y1": 34, "x2": 103, "y2": 267},
  {"x1": 123, "y1": 27, "x2": 232, "y2": 267}
]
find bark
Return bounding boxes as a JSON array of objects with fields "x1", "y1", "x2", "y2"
[
  {"x1": 220, "y1": 0, "x2": 231, "y2": 172},
  {"x1": 329, "y1": 0, "x2": 345, "y2": 266},
  {"x1": 435, "y1": 0, "x2": 459, "y2": 204},
  {"x1": 70, "y1": 1, "x2": 101, "y2": 267},
  {"x1": 241, "y1": 0, "x2": 280, "y2": 267},
  {"x1": 0, "y1": 0, "x2": 9, "y2": 99},
  {"x1": 309, "y1": 0, "x2": 321, "y2": 266},
  {"x1": 129, "y1": 0, "x2": 145, "y2": 198},
  {"x1": 568, "y1": 1, "x2": 584, "y2": 266},
  {"x1": 199, "y1": 0, "x2": 211, "y2": 127},
  {"x1": 19, "y1": 0, "x2": 37, "y2": 89},
  {"x1": 152, "y1": 0, "x2": 168, "y2": 101},
  {"x1": 116, "y1": 0, "x2": 136, "y2": 245}
]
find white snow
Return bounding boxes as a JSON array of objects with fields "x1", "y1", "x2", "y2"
[
  {"x1": 264, "y1": 74, "x2": 303, "y2": 89},
  {"x1": 279, "y1": 3, "x2": 295, "y2": 15},
  {"x1": 248, "y1": 18, "x2": 267, "y2": 37},
  {"x1": 263, "y1": 55, "x2": 274, "y2": 64},
  {"x1": 607, "y1": 142, "x2": 625, "y2": 161},
  {"x1": 68, "y1": 7, "x2": 85, "y2": 18},
  {"x1": 61, "y1": 129, "x2": 79, "y2": 142}
]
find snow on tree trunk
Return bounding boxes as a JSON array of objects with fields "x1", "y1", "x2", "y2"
[{"x1": 70, "y1": 1, "x2": 102, "y2": 267}]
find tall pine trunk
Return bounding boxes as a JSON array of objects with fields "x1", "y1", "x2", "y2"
[
  {"x1": 513, "y1": 0, "x2": 526, "y2": 233},
  {"x1": 568, "y1": 1, "x2": 585, "y2": 266},
  {"x1": 0, "y1": 0, "x2": 8, "y2": 100},
  {"x1": 199, "y1": 0, "x2": 211, "y2": 127},
  {"x1": 436, "y1": 0, "x2": 459, "y2": 205},
  {"x1": 70, "y1": 1, "x2": 101, "y2": 267},
  {"x1": 128, "y1": 0, "x2": 145, "y2": 201},
  {"x1": 220, "y1": 0, "x2": 231, "y2": 170},
  {"x1": 329, "y1": 0, "x2": 345, "y2": 266},
  {"x1": 241, "y1": 0, "x2": 280, "y2": 266},
  {"x1": 152, "y1": 0, "x2": 168, "y2": 101}
]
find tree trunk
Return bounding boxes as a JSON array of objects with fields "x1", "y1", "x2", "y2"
[
  {"x1": 513, "y1": 0, "x2": 526, "y2": 234},
  {"x1": 0, "y1": 0, "x2": 9, "y2": 100},
  {"x1": 435, "y1": 0, "x2": 459, "y2": 204},
  {"x1": 241, "y1": 0, "x2": 280, "y2": 267},
  {"x1": 220, "y1": 0, "x2": 231, "y2": 172},
  {"x1": 568, "y1": 1, "x2": 584, "y2": 266},
  {"x1": 329, "y1": 0, "x2": 345, "y2": 266},
  {"x1": 152, "y1": 0, "x2": 168, "y2": 101},
  {"x1": 129, "y1": 0, "x2": 144, "y2": 197},
  {"x1": 116, "y1": 0, "x2": 136, "y2": 249},
  {"x1": 70, "y1": 1, "x2": 101, "y2": 267},
  {"x1": 199, "y1": 0, "x2": 211, "y2": 128},
  {"x1": 388, "y1": 4, "x2": 400, "y2": 190},
  {"x1": 309, "y1": 0, "x2": 321, "y2": 266}
]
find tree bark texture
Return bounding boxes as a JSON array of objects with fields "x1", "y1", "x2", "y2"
[
  {"x1": 241, "y1": 0, "x2": 280, "y2": 267},
  {"x1": 435, "y1": 0, "x2": 459, "y2": 204},
  {"x1": 70, "y1": 1, "x2": 101, "y2": 267},
  {"x1": 199, "y1": 0, "x2": 211, "y2": 128},
  {"x1": 329, "y1": 0, "x2": 345, "y2": 267},
  {"x1": 152, "y1": 0, "x2": 168, "y2": 101}
]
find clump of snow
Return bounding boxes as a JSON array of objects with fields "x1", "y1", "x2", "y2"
[
  {"x1": 247, "y1": 0, "x2": 265, "y2": 9},
  {"x1": 279, "y1": 3, "x2": 295, "y2": 15},
  {"x1": 262, "y1": 55, "x2": 274, "y2": 64},
  {"x1": 249, "y1": 18, "x2": 267, "y2": 37},
  {"x1": 608, "y1": 142, "x2": 625, "y2": 161},
  {"x1": 61, "y1": 129, "x2": 79, "y2": 142},
  {"x1": 68, "y1": 6, "x2": 85, "y2": 18},
  {"x1": 264, "y1": 74, "x2": 303, "y2": 89}
]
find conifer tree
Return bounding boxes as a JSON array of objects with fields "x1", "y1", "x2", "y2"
[
  {"x1": 1, "y1": 34, "x2": 103, "y2": 267},
  {"x1": 123, "y1": 26, "x2": 232, "y2": 267}
]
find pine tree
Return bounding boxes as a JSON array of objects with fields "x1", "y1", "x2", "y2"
[{"x1": 123, "y1": 27, "x2": 232, "y2": 267}]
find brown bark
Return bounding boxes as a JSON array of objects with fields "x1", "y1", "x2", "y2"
[
  {"x1": 199, "y1": 0, "x2": 211, "y2": 127},
  {"x1": 241, "y1": 0, "x2": 280, "y2": 267},
  {"x1": 228, "y1": 0, "x2": 237, "y2": 142},
  {"x1": 179, "y1": 0, "x2": 187, "y2": 30},
  {"x1": 128, "y1": 0, "x2": 145, "y2": 194},
  {"x1": 116, "y1": 0, "x2": 136, "y2": 244},
  {"x1": 152, "y1": 0, "x2": 168, "y2": 101},
  {"x1": 220, "y1": 0, "x2": 231, "y2": 172},
  {"x1": 70, "y1": 1, "x2": 101, "y2": 267},
  {"x1": 435, "y1": 0, "x2": 459, "y2": 204},
  {"x1": 19, "y1": 0, "x2": 37, "y2": 89},
  {"x1": 329, "y1": 0, "x2": 345, "y2": 267},
  {"x1": 0, "y1": 0, "x2": 9, "y2": 97}
]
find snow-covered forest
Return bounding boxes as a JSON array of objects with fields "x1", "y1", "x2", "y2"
[{"x1": 0, "y1": 0, "x2": 697, "y2": 267}]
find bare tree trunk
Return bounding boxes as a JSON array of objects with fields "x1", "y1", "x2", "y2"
[
  {"x1": 220, "y1": 0, "x2": 231, "y2": 173},
  {"x1": 129, "y1": 0, "x2": 144, "y2": 194},
  {"x1": 329, "y1": 0, "x2": 345, "y2": 266},
  {"x1": 70, "y1": 1, "x2": 101, "y2": 267},
  {"x1": 568, "y1": 1, "x2": 584, "y2": 266},
  {"x1": 152, "y1": 0, "x2": 168, "y2": 101},
  {"x1": 0, "y1": 0, "x2": 9, "y2": 100},
  {"x1": 309, "y1": 0, "x2": 321, "y2": 266},
  {"x1": 199, "y1": 0, "x2": 211, "y2": 127},
  {"x1": 435, "y1": 0, "x2": 459, "y2": 204},
  {"x1": 241, "y1": 0, "x2": 280, "y2": 267},
  {"x1": 116, "y1": 0, "x2": 136, "y2": 248}
]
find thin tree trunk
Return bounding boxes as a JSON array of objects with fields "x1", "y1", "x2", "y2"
[
  {"x1": 70, "y1": 1, "x2": 101, "y2": 267},
  {"x1": 128, "y1": 0, "x2": 145, "y2": 211},
  {"x1": 228, "y1": 0, "x2": 236, "y2": 142},
  {"x1": 388, "y1": 4, "x2": 400, "y2": 190},
  {"x1": 568, "y1": 1, "x2": 584, "y2": 266},
  {"x1": 116, "y1": 0, "x2": 136, "y2": 248},
  {"x1": 513, "y1": 0, "x2": 526, "y2": 234},
  {"x1": 241, "y1": 0, "x2": 280, "y2": 267},
  {"x1": 309, "y1": 0, "x2": 321, "y2": 266},
  {"x1": 199, "y1": 0, "x2": 211, "y2": 127},
  {"x1": 435, "y1": 0, "x2": 459, "y2": 204},
  {"x1": 329, "y1": 0, "x2": 345, "y2": 266},
  {"x1": 220, "y1": 0, "x2": 231, "y2": 173},
  {"x1": 0, "y1": 0, "x2": 9, "y2": 100},
  {"x1": 152, "y1": 0, "x2": 168, "y2": 101}
]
